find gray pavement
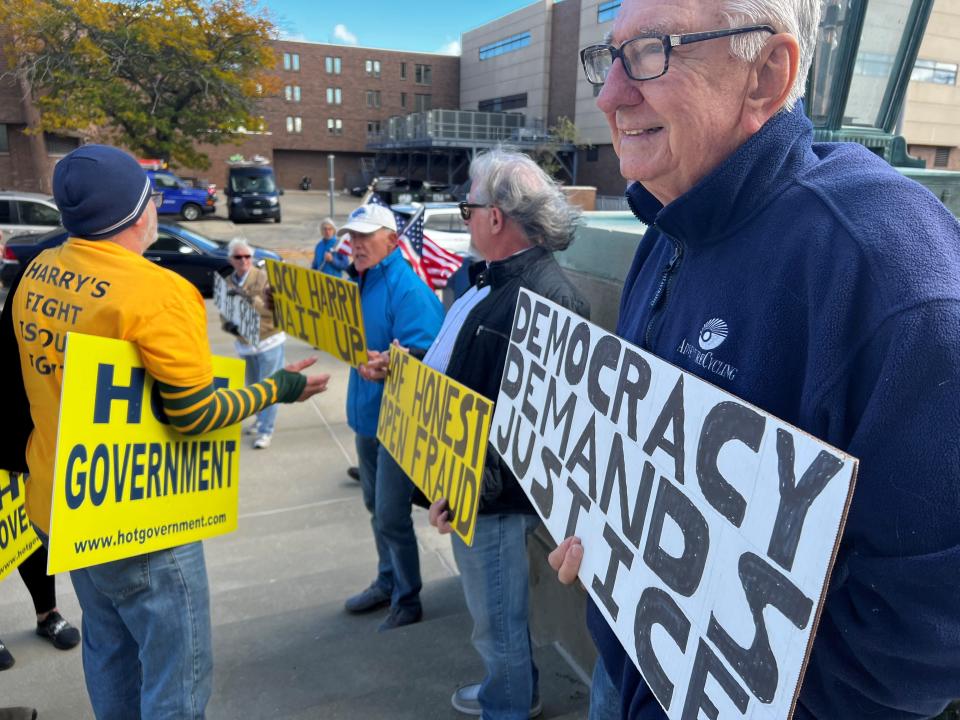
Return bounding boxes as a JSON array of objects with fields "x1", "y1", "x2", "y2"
[{"x1": 0, "y1": 235, "x2": 590, "y2": 718}]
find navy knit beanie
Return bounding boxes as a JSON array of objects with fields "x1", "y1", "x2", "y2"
[{"x1": 53, "y1": 144, "x2": 152, "y2": 240}]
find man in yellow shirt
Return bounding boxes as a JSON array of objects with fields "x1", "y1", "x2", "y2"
[{"x1": 7, "y1": 144, "x2": 329, "y2": 719}]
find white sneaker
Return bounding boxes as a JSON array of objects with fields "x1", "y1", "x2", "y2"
[{"x1": 253, "y1": 434, "x2": 272, "y2": 449}]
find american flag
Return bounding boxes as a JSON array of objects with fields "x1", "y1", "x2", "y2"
[{"x1": 356, "y1": 193, "x2": 464, "y2": 290}]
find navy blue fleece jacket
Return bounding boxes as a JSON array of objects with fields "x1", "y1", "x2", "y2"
[{"x1": 589, "y1": 103, "x2": 960, "y2": 718}]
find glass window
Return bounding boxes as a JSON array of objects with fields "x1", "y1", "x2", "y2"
[
  {"x1": 597, "y1": 1, "x2": 620, "y2": 23},
  {"x1": 911, "y1": 59, "x2": 958, "y2": 85},
  {"x1": 293, "y1": 86, "x2": 301, "y2": 102},
  {"x1": 366, "y1": 90, "x2": 381, "y2": 108},
  {"x1": 152, "y1": 173, "x2": 178, "y2": 189},
  {"x1": 843, "y1": 0, "x2": 914, "y2": 128},
  {"x1": 294, "y1": 117, "x2": 302, "y2": 133},
  {"x1": 374, "y1": 60, "x2": 381, "y2": 76},
  {"x1": 334, "y1": 57, "x2": 341, "y2": 74},
  {"x1": 43, "y1": 133, "x2": 79, "y2": 155},
  {"x1": 415, "y1": 64, "x2": 432, "y2": 84},
  {"x1": 283, "y1": 53, "x2": 291, "y2": 70},
  {"x1": 335, "y1": 88, "x2": 342, "y2": 104},
  {"x1": 0, "y1": 200, "x2": 13, "y2": 223},
  {"x1": 327, "y1": 118, "x2": 343, "y2": 135},
  {"x1": 286, "y1": 116, "x2": 294, "y2": 133},
  {"x1": 291, "y1": 53, "x2": 300, "y2": 71},
  {"x1": 150, "y1": 233, "x2": 192, "y2": 253},
  {"x1": 18, "y1": 201, "x2": 61, "y2": 226},
  {"x1": 0, "y1": 124, "x2": 8, "y2": 152},
  {"x1": 479, "y1": 32, "x2": 531, "y2": 60},
  {"x1": 478, "y1": 93, "x2": 528, "y2": 112},
  {"x1": 326, "y1": 87, "x2": 333, "y2": 103},
  {"x1": 400, "y1": 92, "x2": 407, "y2": 108},
  {"x1": 325, "y1": 56, "x2": 333, "y2": 73},
  {"x1": 415, "y1": 93, "x2": 432, "y2": 112},
  {"x1": 366, "y1": 59, "x2": 380, "y2": 77},
  {"x1": 285, "y1": 85, "x2": 293, "y2": 101},
  {"x1": 400, "y1": 62, "x2": 407, "y2": 80},
  {"x1": 367, "y1": 120, "x2": 381, "y2": 137}
]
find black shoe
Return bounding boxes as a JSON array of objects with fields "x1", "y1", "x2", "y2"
[
  {"x1": 377, "y1": 605, "x2": 422, "y2": 632},
  {"x1": 344, "y1": 584, "x2": 391, "y2": 614},
  {"x1": 36, "y1": 611, "x2": 80, "y2": 650},
  {"x1": 347, "y1": 466, "x2": 360, "y2": 481},
  {"x1": 0, "y1": 638, "x2": 14, "y2": 670}
]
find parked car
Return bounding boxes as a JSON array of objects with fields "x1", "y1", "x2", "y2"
[
  {"x1": 225, "y1": 164, "x2": 282, "y2": 223},
  {"x1": 146, "y1": 169, "x2": 217, "y2": 221},
  {"x1": 1, "y1": 223, "x2": 280, "y2": 296},
  {"x1": 0, "y1": 191, "x2": 62, "y2": 239},
  {"x1": 391, "y1": 202, "x2": 472, "y2": 256}
]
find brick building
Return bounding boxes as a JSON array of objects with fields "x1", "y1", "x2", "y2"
[{"x1": 0, "y1": 38, "x2": 459, "y2": 193}]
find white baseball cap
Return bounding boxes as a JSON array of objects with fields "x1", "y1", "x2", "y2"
[{"x1": 337, "y1": 204, "x2": 397, "y2": 236}]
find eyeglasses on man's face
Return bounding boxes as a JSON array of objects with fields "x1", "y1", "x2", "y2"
[
  {"x1": 231, "y1": 254, "x2": 252, "y2": 260},
  {"x1": 458, "y1": 201, "x2": 493, "y2": 221},
  {"x1": 580, "y1": 24, "x2": 775, "y2": 85}
]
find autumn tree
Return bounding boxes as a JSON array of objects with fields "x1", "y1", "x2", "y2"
[{"x1": 0, "y1": 0, "x2": 278, "y2": 169}]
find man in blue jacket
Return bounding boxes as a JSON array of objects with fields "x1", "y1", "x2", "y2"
[
  {"x1": 551, "y1": 0, "x2": 960, "y2": 718},
  {"x1": 340, "y1": 203, "x2": 444, "y2": 631}
]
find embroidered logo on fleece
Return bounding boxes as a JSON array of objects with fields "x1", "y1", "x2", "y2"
[{"x1": 677, "y1": 317, "x2": 739, "y2": 382}]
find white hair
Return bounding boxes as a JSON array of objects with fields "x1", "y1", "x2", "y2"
[
  {"x1": 721, "y1": 0, "x2": 823, "y2": 110},
  {"x1": 226, "y1": 237, "x2": 252, "y2": 255}
]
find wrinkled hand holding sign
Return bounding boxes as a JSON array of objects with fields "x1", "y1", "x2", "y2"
[
  {"x1": 492, "y1": 289, "x2": 857, "y2": 720},
  {"x1": 213, "y1": 273, "x2": 261, "y2": 346},
  {"x1": 265, "y1": 259, "x2": 367, "y2": 367}
]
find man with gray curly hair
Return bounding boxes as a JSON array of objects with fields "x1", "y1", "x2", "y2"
[
  {"x1": 553, "y1": 0, "x2": 960, "y2": 718},
  {"x1": 422, "y1": 147, "x2": 590, "y2": 718}
]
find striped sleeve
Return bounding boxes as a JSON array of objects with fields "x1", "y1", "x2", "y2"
[{"x1": 156, "y1": 369, "x2": 306, "y2": 436}]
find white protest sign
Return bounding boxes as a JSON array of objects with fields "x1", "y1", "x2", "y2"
[
  {"x1": 492, "y1": 289, "x2": 857, "y2": 720},
  {"x1": 213, "y1": 273, "x2": 261, "y2": 346}
]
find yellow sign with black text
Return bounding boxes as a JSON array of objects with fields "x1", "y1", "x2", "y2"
[
  {"x1": 265, "y1": 259, "x2": 368, "y2": 367},
  {"x1": 47, "y1": 333, "x2": 244, "y2": 574},
  {"x1": 0, "y1": 471, "x2": 40, "y2": 582},
  {"x1": 377, "y1": 350, "x2": 493, "y2": 546}
]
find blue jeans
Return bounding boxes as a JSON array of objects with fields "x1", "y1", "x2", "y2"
[
  {"x1": 355, "y1": 434, "x2": 422, "y2": 611},
  {"x1": 589, "y1": 657, "x2": 622, "y2": 720},
  {"x1": 244, "y1": 343, "x2": 284, "y2": 435},
  {"x1": 452, "y1": 512, "x2": 540, "y2": 720},
  {"x1": 69, "y1": 543, "x2": 212, "y2": 720}
]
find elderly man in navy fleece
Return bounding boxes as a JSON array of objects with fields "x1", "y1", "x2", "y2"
[{"x1": 550, "y1": 0, "x2": 960, "y2": 718}]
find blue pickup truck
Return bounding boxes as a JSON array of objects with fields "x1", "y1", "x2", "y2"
[{"x1": 144, "y1": 167, "x2": 217, "y2": 221}]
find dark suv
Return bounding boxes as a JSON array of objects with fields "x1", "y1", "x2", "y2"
[{"x1": 225, "y1": 165, "x2": 282, "y2": 223}]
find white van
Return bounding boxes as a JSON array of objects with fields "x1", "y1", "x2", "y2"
[{"x1": 0, "y1": 191, "x2": 62, "y2": 239}]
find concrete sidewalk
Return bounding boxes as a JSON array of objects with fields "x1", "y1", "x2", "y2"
[{"x1": 0, "y1": 303, "x2": 590, "y2": 719}]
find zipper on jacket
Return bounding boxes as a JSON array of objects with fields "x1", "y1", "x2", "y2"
[
  {"x1": 476, "y1": 324, "x2": 510, "y2": 341},
  {"x1": 643, "y1": 231, "x2": 684, "y2": 349}
]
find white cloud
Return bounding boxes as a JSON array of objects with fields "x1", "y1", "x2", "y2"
[
  {"x1": 437, "y1": 39, "x2": 461, "y2": 56},
  {"x1": 333, "y1": 24, "x2": 358, "y2": 45}
]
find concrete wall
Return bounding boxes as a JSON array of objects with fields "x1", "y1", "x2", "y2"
[
  {"x1": 547, "y1": 0, "x2": 583, "y2": 128},
  {"x1": 460, "y1": 1, "x2": 553, "y2": 125},
  {"x1": 574, "y1": 0, "x2": 617, "y2": 147}
]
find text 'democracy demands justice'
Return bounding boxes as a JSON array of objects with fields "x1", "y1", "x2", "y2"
[
  {"x1": 492, "y1": 289, "x2": 857, "y2": 720},
  {"x1": 266, "y1": 259, "x2": 367, "y2": 367},
  {"x1": 378, "y1": 350, "x2": 493, "y2": 547},
  {"x1": 47, "y1": 333, "x2": 245, "y2": 574}
]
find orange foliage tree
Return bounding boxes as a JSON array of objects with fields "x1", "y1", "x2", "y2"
[{"x1": 0, "y1": 0, "x2": 279, "y2": 168}]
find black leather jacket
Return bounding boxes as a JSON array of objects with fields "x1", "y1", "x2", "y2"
[{"x1": 445, "y1": 245, "x2": 589, "y2": 515}]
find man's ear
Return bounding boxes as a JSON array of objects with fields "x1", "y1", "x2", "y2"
[
  {"x1": 489, "y1": 206, "x2": 505, "y2": 235},
  {"x1": 741, "y1": 33, "x2": 800, "y2": 134},
  {"x1": 387, "y1": 230, "x2": 399, "y2": 249}
]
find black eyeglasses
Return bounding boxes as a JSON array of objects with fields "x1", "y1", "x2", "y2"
[
  {"x1": 580, "y1": 24, "x2": 775, "y2": 85},
  {"x1": 150, "y1": 191, "x2": 164, "y2": 208},
  {"x1": 231, "y1": 254, "x2": 252, "y2": 260},
  {"x1": 458, "y1": 201, "x2": 493, "y2": 221}
]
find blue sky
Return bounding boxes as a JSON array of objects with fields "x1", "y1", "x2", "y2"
[{"x1": 261, "y1": 0, "x2": 539, "y2": 55}]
